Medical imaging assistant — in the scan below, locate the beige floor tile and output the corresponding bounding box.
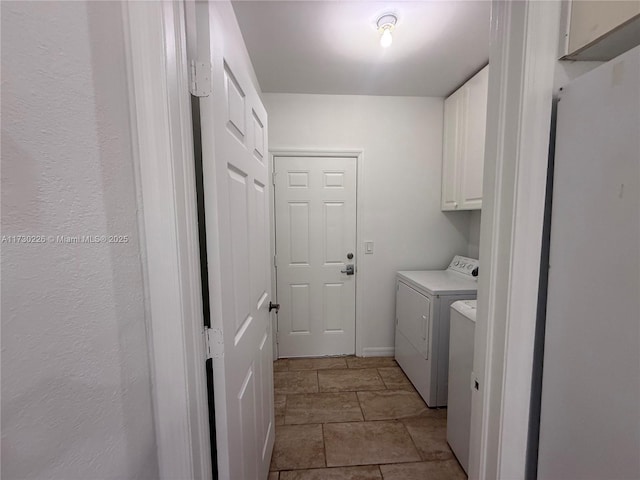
[379,460,466,480]
[318,368,385,392]
[270,424,325,471]
[275,394,287,416]
[404,406,447,420]
[274,371,318,395]
[400,416,453,461]
[346,357,397,369]
[288,357,348,371]
[269,472,280,480]
[285,392,364,425]
[419,407,448,420]
[279,465,382,480]
[274,359,289,371]
[377,367,413,390]
[323,421,421,467]
[357,390,427,421]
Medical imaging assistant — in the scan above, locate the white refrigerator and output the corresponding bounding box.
[537,46,640,478]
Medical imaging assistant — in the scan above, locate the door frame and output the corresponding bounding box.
[269,149,365,358]
[469,1,562,479]
[121,0,563,476]
[122,1,211,479]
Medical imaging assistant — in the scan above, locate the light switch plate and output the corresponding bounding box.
[365,241,374,254]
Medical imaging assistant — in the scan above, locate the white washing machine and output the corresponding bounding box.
[447,299,477,474]
[394,256,478,407]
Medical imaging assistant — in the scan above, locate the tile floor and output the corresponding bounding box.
[270,356,467,480]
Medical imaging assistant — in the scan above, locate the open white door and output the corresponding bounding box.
[188,2,274,479]
[274,156,357,357]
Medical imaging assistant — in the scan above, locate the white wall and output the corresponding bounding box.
[264,93,471,355]
[468,210,482,259]
[1,2,158,478]
[554,60,603,92]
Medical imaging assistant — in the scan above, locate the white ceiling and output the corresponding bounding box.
[232,1,491,97]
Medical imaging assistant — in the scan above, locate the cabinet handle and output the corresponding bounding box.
[454,202,458,208]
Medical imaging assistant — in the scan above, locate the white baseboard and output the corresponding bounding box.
[361,347,395,358]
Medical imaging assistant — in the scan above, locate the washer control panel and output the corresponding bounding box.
[447,255,479,277]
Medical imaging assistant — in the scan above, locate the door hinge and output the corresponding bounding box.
[190,60,212,97]
[275,331,279,344]
[205,326,224,359]
[272,172,277,186]
[273,254,277,267]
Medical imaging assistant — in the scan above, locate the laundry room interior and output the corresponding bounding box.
[3,0,637,479]
[211,1,639,478]
[217,2,491,477]
[234,3,487,355]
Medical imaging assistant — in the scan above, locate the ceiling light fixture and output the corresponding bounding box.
[377,13,397,48]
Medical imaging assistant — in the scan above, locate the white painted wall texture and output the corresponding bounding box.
[1,2,158,478]
[468,210,482,259]
[264,93,472,355]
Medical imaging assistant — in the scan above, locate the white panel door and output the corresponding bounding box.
[274,156,357,357]
[538,47,640,480]
[193,3,274,479]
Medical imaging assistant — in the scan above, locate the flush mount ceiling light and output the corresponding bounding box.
[377,13,397,48]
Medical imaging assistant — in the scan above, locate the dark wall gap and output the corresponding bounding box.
[191,95,217,479]
[525,98,558,480]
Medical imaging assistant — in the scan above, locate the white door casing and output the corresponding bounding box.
[469,1,562,479]
[189,2,274,478]
[124,1,212,478]
[274,156,357,357]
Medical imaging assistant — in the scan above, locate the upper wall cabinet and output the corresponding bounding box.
[561,1,640,61]
[442,65,488,211]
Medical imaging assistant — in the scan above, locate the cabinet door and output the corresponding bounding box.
[460,65,488,210]
[567,1,640,58]
[441,88,465,210]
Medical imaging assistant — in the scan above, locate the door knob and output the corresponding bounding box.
[341,264,355,275]
[269,301,280,312]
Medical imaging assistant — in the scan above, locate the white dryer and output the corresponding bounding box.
[395,256,478,407]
